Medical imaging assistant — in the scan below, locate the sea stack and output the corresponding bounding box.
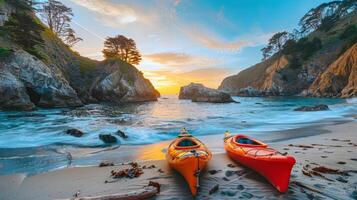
[179,83,235,103]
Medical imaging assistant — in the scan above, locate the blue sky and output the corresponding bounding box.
[63,0,328,93]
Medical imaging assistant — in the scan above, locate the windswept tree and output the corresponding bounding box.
[102,35,142,65]
[40,0,82,47]
[261,31,290,60]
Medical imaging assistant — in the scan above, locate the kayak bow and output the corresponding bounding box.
[224,132,295,193]
[166,130,212,196]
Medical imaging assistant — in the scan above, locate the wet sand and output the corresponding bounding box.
[1,120,357,199]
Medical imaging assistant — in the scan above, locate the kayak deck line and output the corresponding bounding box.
[166,129,212,196]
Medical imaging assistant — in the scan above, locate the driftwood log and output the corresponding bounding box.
[69,186,158,200]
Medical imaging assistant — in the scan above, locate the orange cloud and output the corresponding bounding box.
[143,52,222,69]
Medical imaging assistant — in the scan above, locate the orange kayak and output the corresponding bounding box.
[224,132,295,193]
[166,129,212,196]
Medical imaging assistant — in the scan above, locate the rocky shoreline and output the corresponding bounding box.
[0,2,159,111]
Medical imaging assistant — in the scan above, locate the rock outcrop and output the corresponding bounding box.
[307,43,357,98]
[92,60,159,103]
[179,83,234,103]
[294,104,329,111]
[0,50,82,110]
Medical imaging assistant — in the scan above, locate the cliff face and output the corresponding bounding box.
[219,55,309,96]
[219,13,357,97]
[0,2,159,110]
[307,43,357,98]
[0,50,82,110]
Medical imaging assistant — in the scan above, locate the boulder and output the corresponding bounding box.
[179,83,234,103]
[294,104,329,111]
[66,128,85,137]
[99,134,118,144]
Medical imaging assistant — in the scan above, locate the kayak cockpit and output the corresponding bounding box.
[175,138,200,149]
[233,135,268,147]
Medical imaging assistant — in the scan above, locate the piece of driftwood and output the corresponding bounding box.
[70,186,158,200]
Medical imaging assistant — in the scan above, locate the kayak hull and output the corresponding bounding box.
[224,134,295,193]
[166,135,211,196]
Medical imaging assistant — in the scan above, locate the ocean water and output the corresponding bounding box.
[0,96,356,174]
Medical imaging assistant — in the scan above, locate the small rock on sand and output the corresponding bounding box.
[225,170,236,177]
[351,158,357,161]
[237,184,245,190]
[209,184,219,195]
[337,161,346,165]
[227,163,236,168]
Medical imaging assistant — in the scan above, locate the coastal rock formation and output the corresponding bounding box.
[0,50,82,110]
[307,43,357,98]
[219,12,357,98]
[179,83,234,103]
[294,104,329,111]
[0,1,160,110]
[92,60,159,103]
[219,55,307,96]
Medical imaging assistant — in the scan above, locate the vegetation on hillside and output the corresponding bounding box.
[261,0,357,65]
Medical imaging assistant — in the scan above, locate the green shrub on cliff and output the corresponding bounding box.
[0,47,12,58]
[1,12,44,58]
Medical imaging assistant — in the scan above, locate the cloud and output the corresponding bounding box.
[71,0,138,24]
[183,27,273,53]
[144,52,221,68]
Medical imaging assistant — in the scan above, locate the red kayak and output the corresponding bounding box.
[224,132,295,193]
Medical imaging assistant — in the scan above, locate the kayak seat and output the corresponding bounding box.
[178,139,198,147]
[237,138,260,145]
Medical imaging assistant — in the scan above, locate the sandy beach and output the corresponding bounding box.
[1,120,357,200]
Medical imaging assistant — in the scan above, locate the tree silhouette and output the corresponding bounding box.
[102,35,142,65]
[40,0,82,47]
[261,31,290,60]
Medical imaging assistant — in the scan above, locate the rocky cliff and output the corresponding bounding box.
[219,12,357,98]
[307,43,357,98]
[0,2,159,110]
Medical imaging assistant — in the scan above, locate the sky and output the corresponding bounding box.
[62,0,328,94]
